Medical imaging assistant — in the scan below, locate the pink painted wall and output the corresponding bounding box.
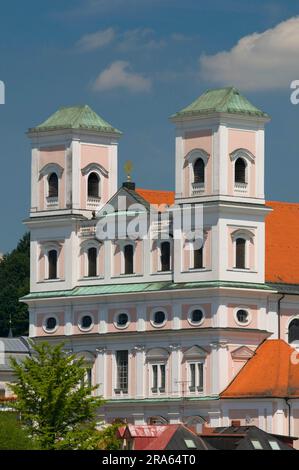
[107,307,137,333]
[183,130,212,197]
[146,305,172,331]
[181,303,212,329]
[35,312,64,336]
[227,304,258,328]
[72,309,98,335]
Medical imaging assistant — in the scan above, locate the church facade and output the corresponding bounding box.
[22,87,299,444]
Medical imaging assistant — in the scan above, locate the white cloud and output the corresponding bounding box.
[199,16,299,91]
[118,28,166,51]
[76,28,115,51]
[92,61,151,92]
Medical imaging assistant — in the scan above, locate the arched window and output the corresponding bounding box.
[124,244,134,275]
[88,172,100,198]
[288,319,299,343]
[160,241,170,271]
[48,173,58,198]
[88,247,97,277]
[194,246,203,269]
[193,158,205,184]
[235,158,246,184]
[48,250,58,279]
[235,238,246,269]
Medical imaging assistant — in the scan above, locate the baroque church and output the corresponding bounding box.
[22,87,299,446]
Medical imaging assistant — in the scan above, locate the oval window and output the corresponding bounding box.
[45,317,57,331]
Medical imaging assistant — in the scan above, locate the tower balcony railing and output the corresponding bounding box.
[234,182,248,193]
[192,182,205,195]
[46,196,59,208]
[87,196,101,210]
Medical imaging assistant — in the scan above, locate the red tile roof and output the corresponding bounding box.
[265,201,299,284]
[221,339,299,398]
[136,190,299,285]
[136,188,175,206]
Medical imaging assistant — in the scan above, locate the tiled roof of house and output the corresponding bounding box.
[171,87,269,119]
[28,105,121,134]
[136,188,175,206]
[265,201,299,284]
[221,339,299,398]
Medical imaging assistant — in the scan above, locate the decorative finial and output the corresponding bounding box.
[124,160,133,182]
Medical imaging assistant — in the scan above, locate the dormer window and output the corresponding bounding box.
[48,173,58,198]
[88,172,100,198]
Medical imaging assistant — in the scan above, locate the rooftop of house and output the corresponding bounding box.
[0,337,30,372]
[221,339,299,399]
[118,424,213,450]
[202,425,296,451]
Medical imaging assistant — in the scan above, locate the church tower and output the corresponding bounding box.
[170,87,271,284]
[26,105,121,292]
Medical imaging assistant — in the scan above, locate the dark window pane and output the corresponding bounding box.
[235,158,246,183]
[152,365,158,391]
[88,172,100,198]
[154,311,165,325]
[81,315,92,329]
[193,159,205,184]
[198,363,203,391]
[190,363,196,390]
[161,242,170,271]
[289,319,299,343]
[194,247,203,269]
[236,309,248,323]
[88,247,97,277]
[191,309,203,324]
[48,250,57,279]
[124,244,134,274]
[160,364,166,391]
[116,350,128,392]
[48,173,58,198]
[46,317,57,331]
[117,313,128,327]
[235,238,246,269]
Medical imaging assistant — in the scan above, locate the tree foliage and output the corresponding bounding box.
[9,341,105,449]
[0,232,30,336]
[0,412,40,450]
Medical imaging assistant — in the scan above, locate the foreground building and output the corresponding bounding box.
[21,87,299,446]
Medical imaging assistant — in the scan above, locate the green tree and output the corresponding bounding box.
[0,232,30,336]
[97,422,122,450]
[9,341,105,449]
[0,412,40,450]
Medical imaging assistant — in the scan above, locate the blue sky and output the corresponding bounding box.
[1,0,299,252]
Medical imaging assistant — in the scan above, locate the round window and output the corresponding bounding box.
[80,315,93,330]
[236,309,249,324]
[191,309,204,324]
[45,317,57,331]
[116,313,129,328]
[153,311,166,326]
